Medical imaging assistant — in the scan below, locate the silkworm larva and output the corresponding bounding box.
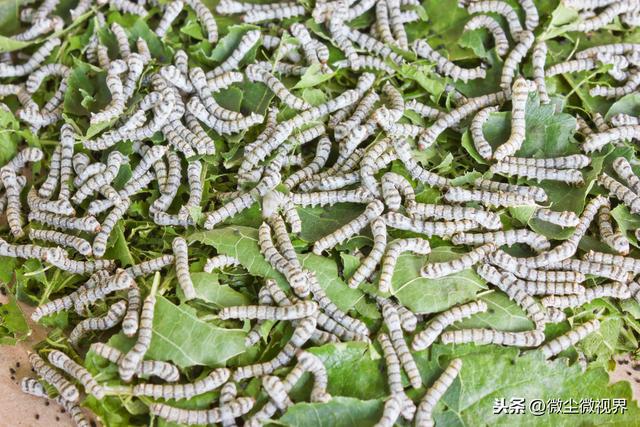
[0,237,47,260]
[44,247,116,275]
[500,154,591,169]
[0,167,24,237]
[90,343,179,382]
[374,395,404,427]
[125,254,175,278]
[69,300,127,346]
[470,106,499,160]
[412,301,488,351]
[452,229,550,252]
[204,255,241,273]
[440,328,545,347]
[540,283,631,308]
[262,375,293,411]
[381,300,421,388]
[443,186,538,207]
[378,238,431,293]
[583,251,640,273]
[203,192,258,229]
[20,377,90,426]
[538,320,601,359]
[155,0,184,37]
[133,368,231,399]
[48,350,104,399]
[313,200,384,254]
[149,397,255,425]
[295,349,331,403]
[384,212,479,237]
[185,0,217,42]
[598,172,640,213]
[490,162,584,184]
[0,38,61,77]
[413,39,486,83]
[93,199,131,258]
[494,77,535,160]
[500,31,534,91]
[464,15,509,56]
[421,243,497,278]
[122,285,140,337]
[543,258,631,283]
[415,359,462,427]
[232,316,317,381]
[473,178,547,202]
[532,209,580,227]
[171,237,197,301]
[119,293,156,382]
[348,218,387,288]
[207,30,260,76]
[218,300,318,320]
[612,156,640,195]
[597,204,630,255]
[583,125,640,153]
[574,1,637,32]
[488,250,586,283]
[532,41,549,103]
[28,352,79,402]
[29,228,92,257]
[219,382,238,427]
[380,172,416,212]
[409,203,502,230]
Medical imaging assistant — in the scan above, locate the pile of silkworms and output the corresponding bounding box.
[2,0,640,425]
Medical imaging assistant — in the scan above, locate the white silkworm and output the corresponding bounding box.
[410,203,502,231]
[91,60,127,124]
[546,58,597,77]
[466,1,523,37]
[208,30,260,77]
[0,38,61,77]
[392,139,450,188]
[28,352,79,402]
[93,199,130,258]
[233,316,317,381]
[421,243,497,278]
[540,282,631,308]
[538,320,601,359]
[295,350,331,403]
[440,328,545,346]
[444,186,538,207]
[374,395,403,427]
[380,172,416,212]
[204,255,241,273]
[583,125,640,153]
[125,254,175,278]
[384,212,479,236]
[574,1,638,32]
[122,285,140,337]
[246,64,311,110]
[470,106,499,160]
[0,167,24,237]
[377,333,415,419]
[172,237,197,301]
[451,229,550,252]
[464,15,509,56]
[516,279,585,296]
[0,237,47,260]
[72,151,127,204]
[20,378,90,427]
[133,368,231,399]
[597,204,630,254]
[413,39,486,82]
[348,217,387,288]
[44,247,116,275]
[583,251,640,273]
[598,172,640,213]
[218,300,318,320]
[155,0,184,37]
[262,375,293,411]
[219,382,238,427]
[612,156,640,194]
[531,209,579,227]
[381,300,421,389]
[379,238,431,293]
[473,178,547,202]
[500,31,534,91]
[90,343,179,382]
[185,0,217,42]
[494,77,535,160]
[412,301,488,351]
[69,300,127,345]
[490,162,584,184]
[499,154,591,169]
[48,350,104,399]
[544,258,631,283]
[150,397,254,425]
[610,113,640,127]
[313,200,384,254]
[119,292,156,382]
[488,250,585,283]
[415,359,462,427]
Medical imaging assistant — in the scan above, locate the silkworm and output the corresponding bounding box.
[466,1,523,37]
[232,316,317,381]
[90,60,127,124]
[125,254,175,278]
[262,375,293,411]
[464,15,509,56]
[590,70,640,99]
[0,167,24,237]
[488,250,585,283]
[384,212,479,237]
[44,247,116,275]
[378,238,431,293]
[295,350,331,403]
[470,106,499,160]
[377,333,415,419]
[0,38,61,77]
[500,31,534,91]
[490,162,584,184]
[133,368,231,399]
[374,395,403,427]
[346,29,403,63]
[381,299,421,388]
[545,58,597,77]
[576,43,640,59]
[190,68,244,121]
[72,151,127,204]
[90,343,179,382]
[421,243,497,278]
[38,145,60,199]
[451,229,550,252]
[583,125,640,153]
[327,1,359,69]
[207,30,260,77]
[538,319,601,359]
[531,40,548,100]
[597,204,630,254]
[155,0,184,37]
[48,350,104,399]
[414,359,462,426]
[598,172,640,213]
[443,186,538,207]
[203,192,257,229]
[119,292,156,382]
[540,282,631,308]
[440,328,545,346]
[612,156,640,194]
[122,285,140,337]
[93,199,131,258]
[412,301,488,351]
[409,203,502,230]
[150,397,254,425]
[69,300,127,345]
[218,300,318,320]
[0,237,47,260]
[494,77,535,160]
[380,172,416,211]
[532,209,580,227]
[473,178,548,202]
[574,1,638,32]
[219,382,238,427]
[334,91,379,140]
[392,139,451,188]
[246,64,311,110]
[582,250,640,273]
[171,237,197,301]
[20,378,90,427]
[313,200,384,254]
[28,352,79,402]
[501,154,591,169]
[204,255,241,273]
[544,258,631,283]
[413,39,486,82]
[184,0,217,42]
[348,217,387,288]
